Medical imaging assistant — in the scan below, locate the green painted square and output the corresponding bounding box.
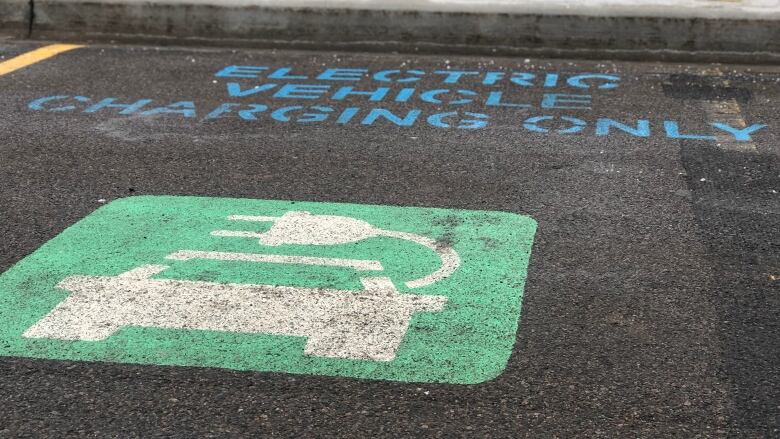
[0,196,536,384]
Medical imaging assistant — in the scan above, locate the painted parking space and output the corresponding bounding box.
[0,42,777,436]
[0,196,535,383]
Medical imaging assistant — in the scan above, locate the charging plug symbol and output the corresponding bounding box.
[230,211,382,246]
[213,211,460,289]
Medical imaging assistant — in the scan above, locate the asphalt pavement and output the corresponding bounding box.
[0,41,778,437]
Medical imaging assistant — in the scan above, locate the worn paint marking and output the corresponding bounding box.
[701,99,758,153]
[0,44,83,76]
[700,68,758,153]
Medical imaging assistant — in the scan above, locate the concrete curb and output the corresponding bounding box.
[1,0,30,38]
[4,0,780,57]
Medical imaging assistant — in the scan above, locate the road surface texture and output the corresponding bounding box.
[0,41,778,437]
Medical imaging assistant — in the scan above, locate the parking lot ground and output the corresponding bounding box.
[0,41,778,437]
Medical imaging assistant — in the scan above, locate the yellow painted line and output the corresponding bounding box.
[0,44,84,76]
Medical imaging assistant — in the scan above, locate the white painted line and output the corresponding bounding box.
[23,267,447,361]
[166,250,383,271]
[211,230,265,239]
[228,215,278,222]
